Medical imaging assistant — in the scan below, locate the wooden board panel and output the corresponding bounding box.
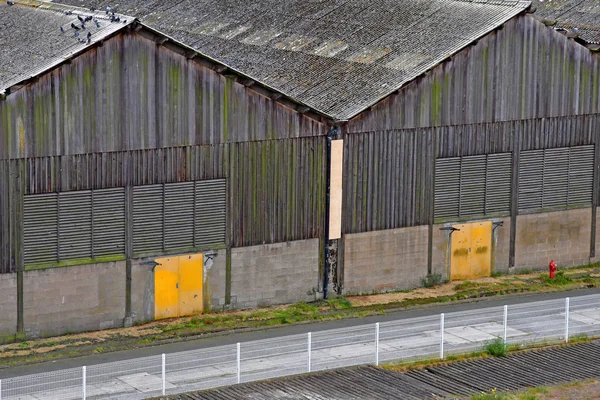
[329,139,343,240]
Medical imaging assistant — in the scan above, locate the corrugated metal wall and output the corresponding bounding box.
[346,15,600,132]
[0,137,326,273]
[0,32,326,161]
[342,114,600,235]
[0,28,328,273]
[343,129,433,234]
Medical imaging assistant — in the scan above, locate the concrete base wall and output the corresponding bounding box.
[205,249,227,311]
[230,239,320,309]
[343,226,428,295]
[514,208,591,271]
[131,259,155,323]
[0,273,17,342]
[24,262,127,338]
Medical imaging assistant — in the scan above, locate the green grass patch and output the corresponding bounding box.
[327,297,352,310]
[421,273,444,288]
[541,271,573,286]
[484,338,507,357]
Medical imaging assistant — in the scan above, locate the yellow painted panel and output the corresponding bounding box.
[178,253,204,316]
[154,257,179,320]
[450,224,471,281]
[470,221,492,278]
[329,139,344,240]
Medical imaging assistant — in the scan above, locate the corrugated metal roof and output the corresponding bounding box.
[533,0,600,44]
[55,0,530,120]
[0,0,133,93]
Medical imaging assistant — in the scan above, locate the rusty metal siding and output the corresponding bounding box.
[0,32,326,161]
[346,15,600,133]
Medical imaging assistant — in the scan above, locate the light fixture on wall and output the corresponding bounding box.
[204,251,217,268]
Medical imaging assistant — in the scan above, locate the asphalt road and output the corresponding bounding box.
[2,287,599,379]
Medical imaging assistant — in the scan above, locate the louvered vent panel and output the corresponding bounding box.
[434,158,460,219]
[485,153,512,214]
[459,155,486,217]
[133,185,164,254]
[58,191,92,260]
[195,179,227,247]
[518,150,544,211]
[23,194,58,265]
[93,188,126,257]
[568,145,594,206]
[164,182,195,251]
[542,148,569,209]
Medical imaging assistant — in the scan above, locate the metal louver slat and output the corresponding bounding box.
[459,155,486,217]
[59,191,92,260]
[518,149,544,211]
[24,193,58,265]
[195,179,227,247]
[485,153,512,214]
[434,158,460,219]
[58,190,92,261]
[164,182,195,251]
[93,188,126,257]
[133,184,164,254]
[542,148,569,209]
[568,145,594,206]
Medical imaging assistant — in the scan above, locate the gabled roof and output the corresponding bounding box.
[56,0,530,121]
[533,0,600,45]
[0,1,132,94]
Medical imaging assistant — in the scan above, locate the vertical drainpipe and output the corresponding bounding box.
[323,125,340,300]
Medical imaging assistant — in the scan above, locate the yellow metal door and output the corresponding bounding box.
[154,257,179,320]
[470,221,492,278]
[178,254,204,316]
[450,224,471,281]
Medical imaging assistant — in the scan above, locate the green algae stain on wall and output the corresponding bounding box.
[431,77,442,126]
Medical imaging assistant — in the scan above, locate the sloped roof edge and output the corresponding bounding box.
[345,0,533,121]
[136,23,336,124]
[1,1,335,125]
[0,0,134,95]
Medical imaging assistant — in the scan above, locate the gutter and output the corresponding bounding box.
[323,125,340,300]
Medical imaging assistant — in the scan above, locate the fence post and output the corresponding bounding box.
[375,323,380,366]
[82,366,86,400]
[440,313,445,360]
[307,332,312,373]
[162,353,166,395]
[503,305,508,347]
[237,342,241,384]
[565,297,570,343]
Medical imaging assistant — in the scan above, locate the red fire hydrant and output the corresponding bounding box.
[549,260,557,279]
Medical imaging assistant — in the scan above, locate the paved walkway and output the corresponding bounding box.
[2,291,599,399]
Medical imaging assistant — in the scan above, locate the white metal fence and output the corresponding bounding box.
[2,293,599,399]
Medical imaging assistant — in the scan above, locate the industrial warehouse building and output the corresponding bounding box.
[1,0,599,341]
